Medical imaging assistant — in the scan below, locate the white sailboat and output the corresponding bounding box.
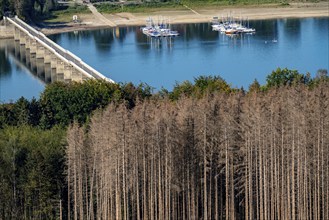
[141,17,179,37]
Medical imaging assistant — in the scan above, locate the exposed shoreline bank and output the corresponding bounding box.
[1,2,328,37]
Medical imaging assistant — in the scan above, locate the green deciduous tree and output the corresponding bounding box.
[265,68,311,89]
[40,80,120,127]
[170,75,233,100]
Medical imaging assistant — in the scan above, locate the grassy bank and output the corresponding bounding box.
[45,4,91,23]
[95,2,187,14]
[95,0,292,14]
[181,0,284,7]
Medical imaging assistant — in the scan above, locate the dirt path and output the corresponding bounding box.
[183,4,201,15]
[87,3,117,27]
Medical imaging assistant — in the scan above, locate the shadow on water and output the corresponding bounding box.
[0,41,12,79]
[91,29,114,53]
[135,29,151,51]
[312,17,329,36]
[174,23,218,42]
[48,33,62,44]
[250,19,278,42]
[283,19,301,38]
[114,26,129,43]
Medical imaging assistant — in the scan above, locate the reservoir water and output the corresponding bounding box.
[0,18,328,102]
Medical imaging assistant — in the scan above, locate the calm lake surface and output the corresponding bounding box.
[0,17,328,102]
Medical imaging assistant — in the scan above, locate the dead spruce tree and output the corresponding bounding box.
[66,82,328,219]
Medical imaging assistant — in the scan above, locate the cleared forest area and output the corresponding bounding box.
[67,83,329,220]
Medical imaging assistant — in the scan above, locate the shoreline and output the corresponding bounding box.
[1,2,328,37]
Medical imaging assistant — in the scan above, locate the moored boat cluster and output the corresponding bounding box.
[141,15,256,38]
[211,15,256,35]
[141,17,179,37]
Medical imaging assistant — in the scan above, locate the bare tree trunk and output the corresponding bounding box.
[68,154,71,220]
[203,114,208,220]
[79,154,84,220]
[225,128,229,220]
[230,155,235,220]
[249,132,253,220]
[259,127,264,220]
[215,176,219,220]
[136,149,141,220]
[74,142,78,220]
[116,156,121,220]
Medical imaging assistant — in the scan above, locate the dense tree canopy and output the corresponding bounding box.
[0,0,56,20]
[0,125,66,219]
[0,80,152,128]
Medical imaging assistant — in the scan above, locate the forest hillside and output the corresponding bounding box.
[67,83,329,220]
[0,68,328,219]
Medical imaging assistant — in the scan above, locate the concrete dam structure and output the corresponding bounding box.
[4,16,114,84]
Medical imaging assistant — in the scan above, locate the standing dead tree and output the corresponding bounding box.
[66,83,329,219]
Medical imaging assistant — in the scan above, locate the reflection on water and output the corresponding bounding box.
[92,29,114,53]
[252,20,278,40]
[0,42,12,79]
[1,18,328,102]
[50,21,279,51]
[1,40,49,83]
[146,37,175,50]
[283,19,301,41]
[0,39,45,102]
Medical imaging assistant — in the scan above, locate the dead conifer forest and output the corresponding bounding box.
[67,83,329,220]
